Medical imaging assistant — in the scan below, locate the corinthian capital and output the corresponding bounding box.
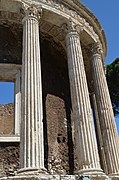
[91,42,103,56]
[21,3,42,20]
[62,19,83,34]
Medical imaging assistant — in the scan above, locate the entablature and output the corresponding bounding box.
[0,0,107,60]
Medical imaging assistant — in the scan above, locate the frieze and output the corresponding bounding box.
[27,0,99,41]
[0,0,103,56]
[0,11,21,23]
[0,0,100,44]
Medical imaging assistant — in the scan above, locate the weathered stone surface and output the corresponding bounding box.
[60,175,76,180]
[65,21,103,174]
[0,104,14,135]
[20,6,45,173]
[91,43,119,176]
[0,0,118,179]
[0,143,20,177]
[0,175,116,180]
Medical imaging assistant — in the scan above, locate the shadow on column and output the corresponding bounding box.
[90,95,104,171]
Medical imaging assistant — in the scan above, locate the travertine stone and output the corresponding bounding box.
[15,70,21,136]
[91,43,119,176]
[19,5,45,173]
[90,174,108,180]
[60,175,76,180]
[91,93,108,174]
[65,21,103,175]
[0,175,109,180]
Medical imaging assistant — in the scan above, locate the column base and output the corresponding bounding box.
[76,168,108,179]
[76,168,104,176]
[76,174,108,180]
[17,167,47,175]
[108,174,119,180]
[75,168,108,180]
[89,174,108,180]
[0,175,116,180]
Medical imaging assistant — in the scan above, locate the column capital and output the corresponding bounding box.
[90,42,103,57]
[62,19,83,35]
[21,3,42,22]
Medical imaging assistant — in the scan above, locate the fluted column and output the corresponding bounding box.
[19,5,45,174]
[91,42,119,176]
[91,93,108,174]
[65,21,103,175]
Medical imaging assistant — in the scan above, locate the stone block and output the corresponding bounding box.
[75,176,90,180]
[60,175,76,180]
[37,175,60,180]
[109,176,119,180]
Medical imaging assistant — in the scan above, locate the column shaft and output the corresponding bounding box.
[91,93,108,174]
[20,7,45,173]
[66,24,103,174]
[91,43,119,175]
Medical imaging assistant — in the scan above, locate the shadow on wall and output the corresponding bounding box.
[0,26,22,64]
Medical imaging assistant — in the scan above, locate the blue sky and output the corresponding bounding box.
[0,82,14,104]
[81,0,119,65]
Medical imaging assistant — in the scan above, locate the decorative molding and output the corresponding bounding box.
[62,19,83,35]
[90,42,103,56]
[0,0,105,57]
[38,0,99,39]
[21,3,42,20]
[0,0,101,49]
[21,0,99,41]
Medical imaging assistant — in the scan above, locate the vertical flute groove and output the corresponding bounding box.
[66,29,103,174]
[20,9,45,173]
[91,46,119,175]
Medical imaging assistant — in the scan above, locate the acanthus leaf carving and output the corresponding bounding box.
[90,42,103,56]
[31,0,99,41]
[62,19,83,35]
[21,2,42,20]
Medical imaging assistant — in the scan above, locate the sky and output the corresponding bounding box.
[81,0,119,65]
[0,82,14,104]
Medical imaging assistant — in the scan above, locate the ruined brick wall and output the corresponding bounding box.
[0,143,19,177]
[0,104,19,177]
[0,104,14,135]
